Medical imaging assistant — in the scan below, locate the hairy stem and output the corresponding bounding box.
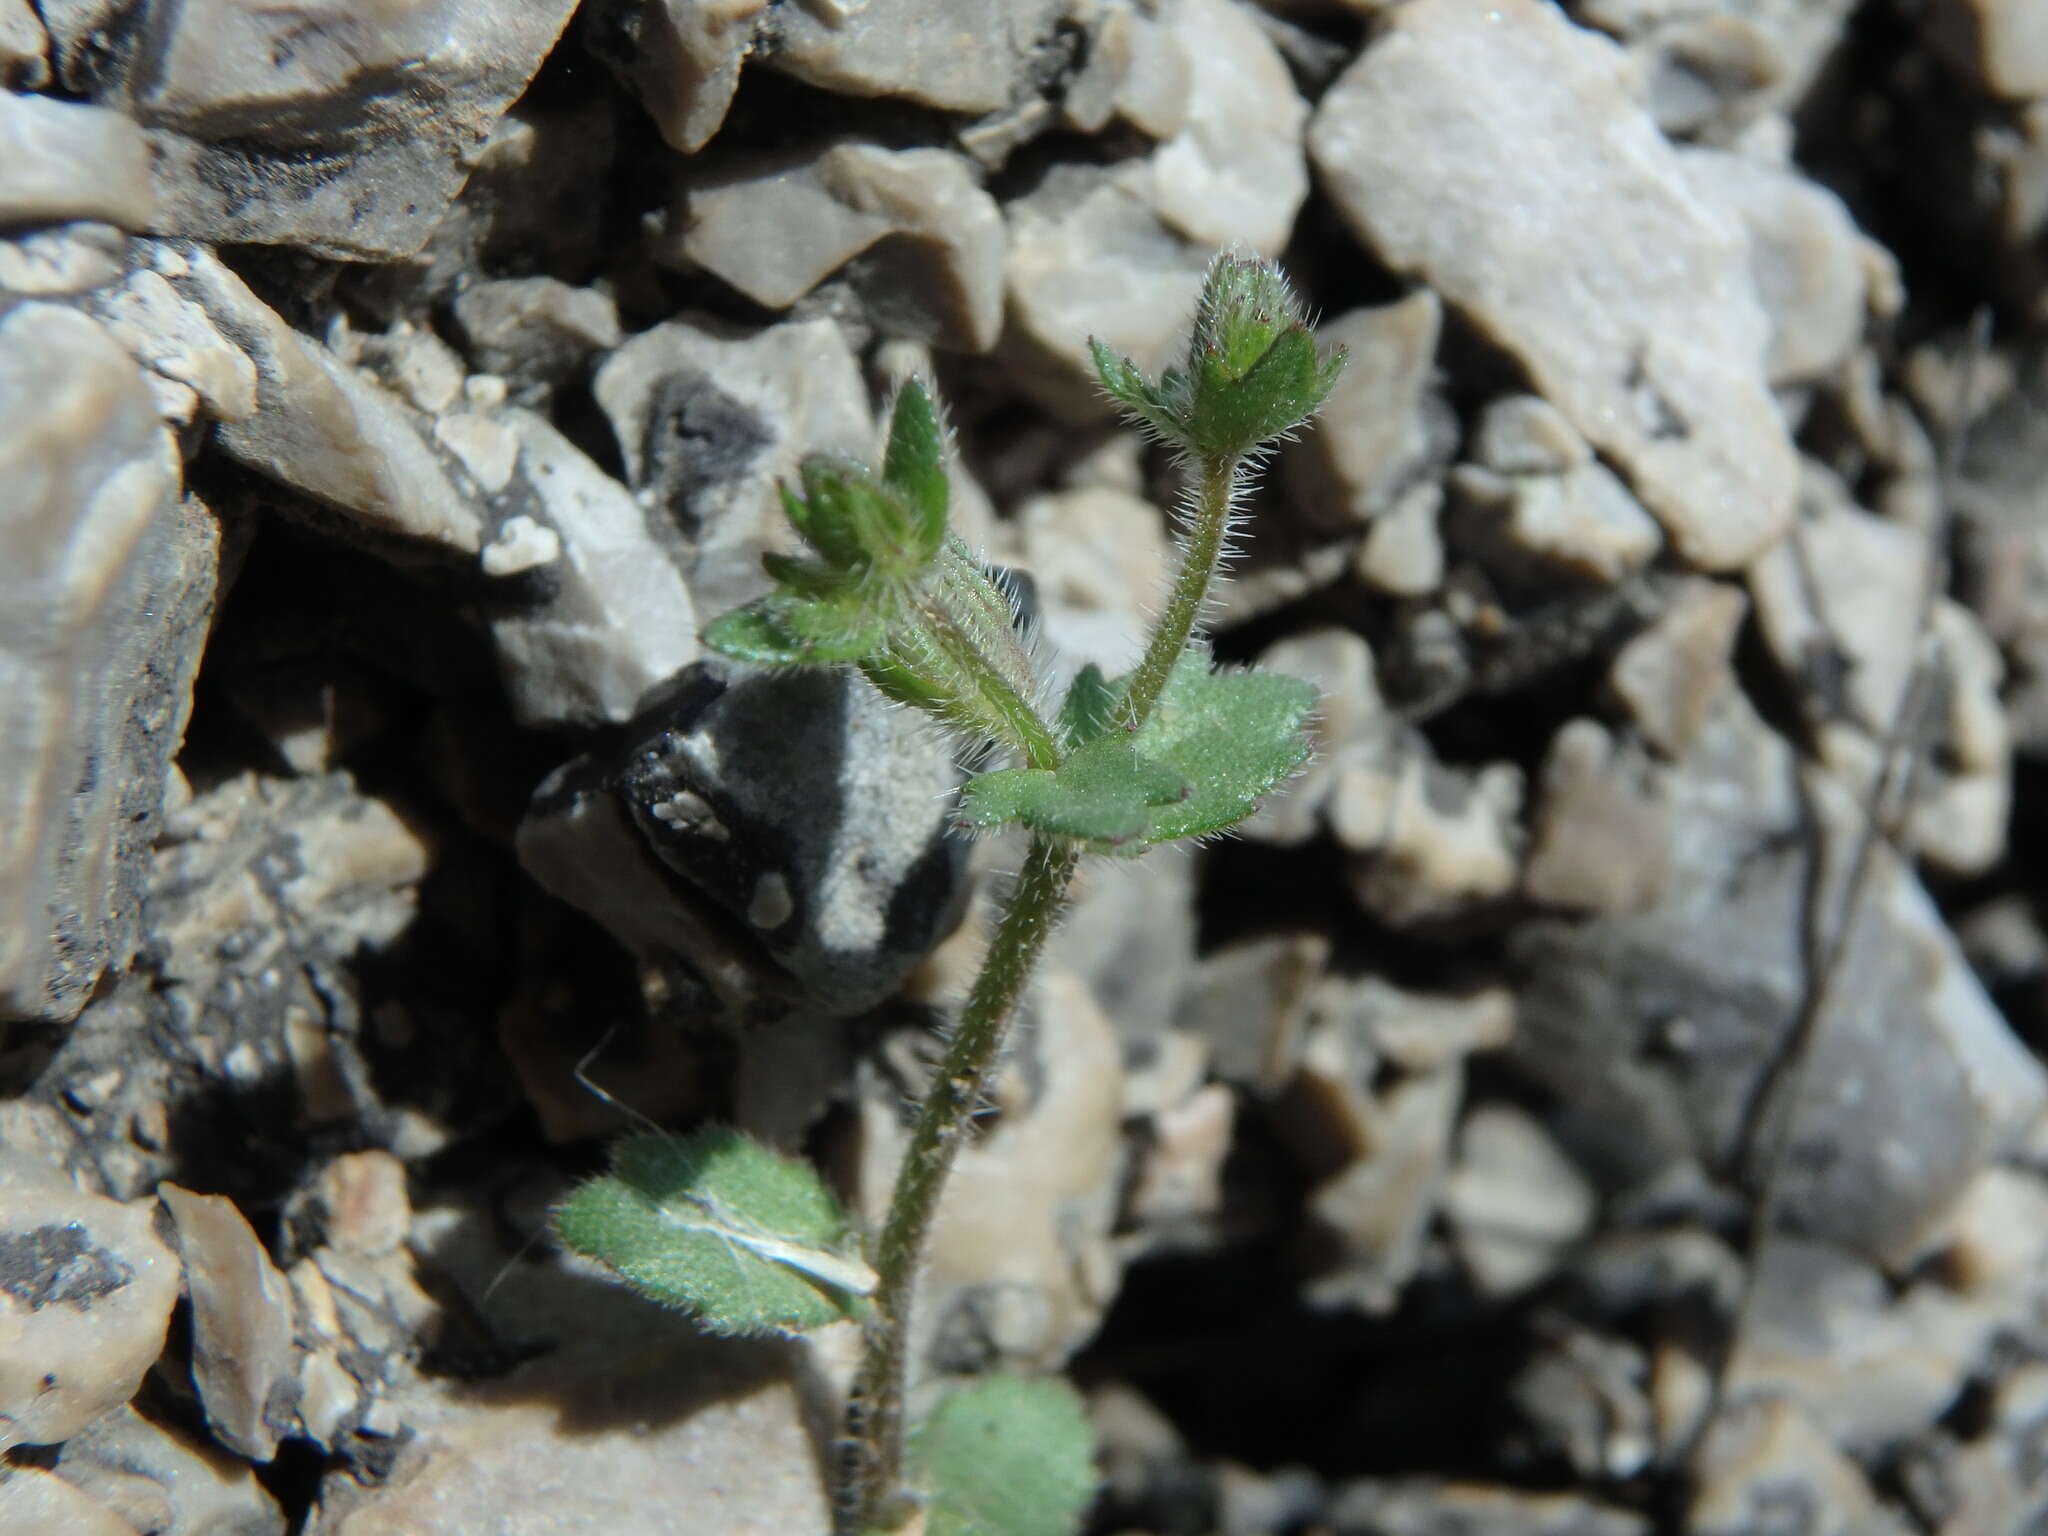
[1119,453,1240,729]
[840,833,1080,1533]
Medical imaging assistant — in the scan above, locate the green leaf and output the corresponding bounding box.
[907,1374,1096,1536]
[882,380,948,559]
[1130,648,1315,842]
[1088,338,1181,443]
[1058,665,1120,748]
[956,650,1311,853]
[955,736,1187,850]
[553,1128,873,1337]
[703,597,883,665]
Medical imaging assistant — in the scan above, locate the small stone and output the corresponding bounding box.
[479,513,561,577]
[0,1156,181,1450]
[43,0,580,259]
[1320,978,1516,1075]
[159,1184,296,1462]
[487,410,699,726]
[0,220,126,296]
[435,412,521,496]
[1512,1327,1655,1480]
[1604,577,1747,758]
[1242,628,1387,846]
[1309,0,1796,570]
[1522,719,1672,915]
[169,248,483,553]
[1925,0,2048,100]
[747,872,794,930]
[49,1403,282,1535]
[316,1151,411,1260]
[1328,1478,1649,1536]
[78,264,259,423]
[1450,459,1664,587]
[1284,292,1446,531]
[0,1,47,89]
[1001,162,1209,420]
[1301,1060,1462,1312]
[1180,932,1330,1094]
[1687,1396,1894,1536]
[1332,746,1524,927]
[0,1465,138,1535]
[1473,395,1590,476]
[449,277,623,398]
[1126,1082,1234,1229]
[1010,485,1170,680]
[1060,0,1190,139]
[0,89,154,231]
[767,0,1066,114]
[1356,481,1448,598]
[1682,145,1898,386]
[1146,0,1308,257]
[592,314,872,617]
[1446,1104,1596,1297]
[586,0,766,154]
[665,142,1005,352]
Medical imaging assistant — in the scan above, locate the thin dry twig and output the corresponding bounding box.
[1685,309,1993,1477]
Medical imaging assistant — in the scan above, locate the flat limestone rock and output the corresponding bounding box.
[41,0,580,259]
[0,303,201,1025]
[0,89,153,230]
[765,0,1066,115]
[666,142,1005,352]
[1309,0,1796,571]
[0,1155,181,1450]
[160,1185,297,1463]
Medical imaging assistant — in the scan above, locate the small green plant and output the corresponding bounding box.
[555,254,1344,1534]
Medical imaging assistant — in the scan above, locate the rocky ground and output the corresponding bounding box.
[5,0,2048,1532]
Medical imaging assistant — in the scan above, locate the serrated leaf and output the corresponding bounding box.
[554,1129,872,1337]
[955,736,1187,848]
[1129,648,1315,843]
[1059,664,1120,748]
[1088,338,1180,443]
[907,1374,1096,1536]
[882,380,948,558]
[703,597,883,665]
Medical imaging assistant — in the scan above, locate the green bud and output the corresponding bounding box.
[1090,253,1345,462]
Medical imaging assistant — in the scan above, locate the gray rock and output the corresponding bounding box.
[0,89,153,231]
[1008,484,1170,684]
[1750,463,2012,876]
[1688,1396,1904,1536]
[524,662,968,1019]
[1473,394,1591,477]
[0,0,47,89]
[1603,576,1747,758]
[1446,1104,1596,1298]
[448,277,622,400]
[766,0,1066,115]
[1329,1478,1649,1536]
[1681,145,1900,387]
[1309,0,1796,570]
[1331,737,1525,928]
[41,0,580,259]
[1509,683,2046,1267]
[1449,459,1664,588]
[1146,0,1308,257]
[1578,0,1860,135]
[1521,719,1672,916]
[0,1154,181,1450]
[482,410,699,727]
[1059,0,1190,139]
[46,1403,285,1535]
[0,221,127,298]
[584,0,765,154]
[592,313,873,618]
[1925,0,2048,100]
[662,141,1005,352]
[1283,292,1448,533]
[1511,1326,1654,1479]
[1049,843,1200,1042]
[1000,161,1209,421]
[0,303,204,1025]
[0,1465,137,1535]
[79,258,261,427]
[1356,482,1448,598]
[616,665,966,1014]
[167,247,483,554]
[1241,628,1392,848]
[1180,932,1330,1094]
[159,1185,297,1463]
